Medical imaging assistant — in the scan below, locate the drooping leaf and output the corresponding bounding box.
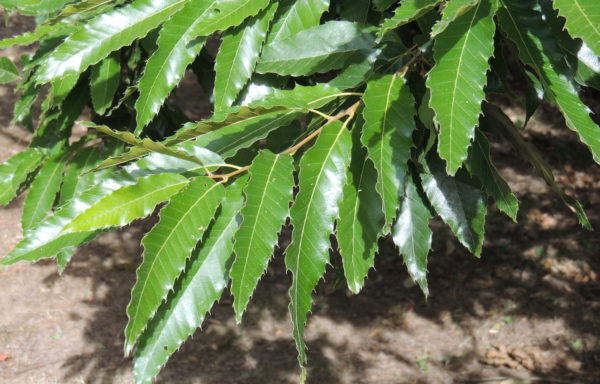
[256,21,376,77]
[35,0,189,83]
[63,173,189,233]
[361,74,416,230]
[21,152,68,233]
[378,0,441,40]
[552,0,600,57]
[392,172,432,296]
[430,0,479,37]
[90,52,120,114]
[230,150,294,321]
[286,120,352,366]
[427,0,498,175]
[0,57,19,83]
[0,24,63,49]
[0,148,48,206]
[466,128,519,221]
[44,0,123,25]
[214,3,278,112]
[482,102,592,229]
[421,155,487,256]
[498,0,600,165]
[59,146,105,205]
[337,119,384,294]
[134,176,246,384]
[268,0,330,42]
[125,177,224,355]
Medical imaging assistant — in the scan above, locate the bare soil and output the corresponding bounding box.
[1,13,600,384]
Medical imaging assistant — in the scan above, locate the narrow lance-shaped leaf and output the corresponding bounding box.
[0,57,19,83]
[35,0,189,83]
[378,0,441,40]
[256,21,376,77]
[427,0,498,175]
[134,176,247,384]
[286,120,352,366]
[214,3,278,112]
[338,119,384,294]
[466,128,519,221]
[497,0,600,165]
[421,155,487,256]
[552,0,600,57]
[187,0,271,37]
[22,152,69,233]
[62,173,189,233]
[230,151,294,322]
[392,173,433,296]
[59,146,105,205]
[481,102,591,229]
[0,148,47,206]
[361,74,416,231]
[90,52,120,114]
[430,0,480,37]
[125,177,224,355]
[268,0,330,42]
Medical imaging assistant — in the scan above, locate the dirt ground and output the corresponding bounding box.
[1,13,600,384]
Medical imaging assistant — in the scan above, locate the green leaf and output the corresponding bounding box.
[59,146,105,205]
[256,21,376,77]
[125,177,224,355]
[187,0,271,38]
[361,74,416,231]
[90,52,120,114]
[214,3,278,112]
[134,176,246,384]
[498,0,600,165]
[22,152,68,233]
[35,0,189,83]
[286,120,352,366]
[421,155,487,256]
[430,0,479,37]
[553,0,600,57]
[268,0,330,42]
[44,0,122,25]
[427,0,498,175]
[230,151,294,322]
[392,173,432,296]
[373,0,396,11]
[0,57,19,83]
[337,120,384,294]
[378,0,441,40]
[0,24,63,49]
[62,173,189,233]
[0,148,47,206]
[481,102,592,229]
[466,129,519,221]
[0,171,140,266]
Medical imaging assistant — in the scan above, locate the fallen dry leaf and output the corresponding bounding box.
[0,353,10,361]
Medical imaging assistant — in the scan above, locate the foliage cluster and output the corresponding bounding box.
[0,0,598,382]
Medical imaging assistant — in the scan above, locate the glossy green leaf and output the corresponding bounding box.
[427,0,498,175]
[214,3,278,112]
[133,176,246,384]
[466,129,519,221]
[230,151,294,321]
[125,177,224,355]
[63,173,189,233]
[0,24,63,49]
[90,52,120,114]
[268,0,330,42]
[361,74,416,230]
[338,121,384,294]
[430,0,479,37]
[392,173,432,296]
[482,102,591,229]
[286,120,352,366]
[22,152,68,233]
[44,0,122,24]
[35,0,189,83]
[256,21,376,76]
[553,0,600,57]
[0,57,19,83]
[378,0,441,40]
[498,0,600,165]
[59,146,105,205]
[421,156,487,256]
[188,0,270,38]
[0,148,47,206]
